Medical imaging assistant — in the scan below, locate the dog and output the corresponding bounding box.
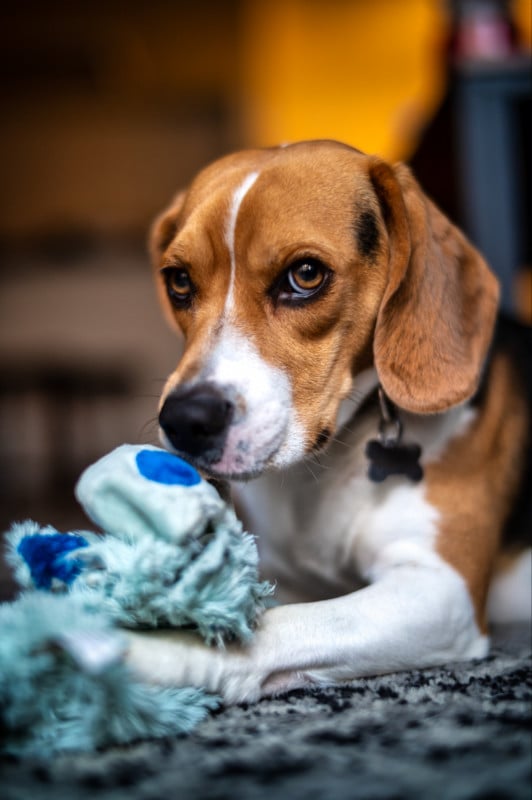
[126,140,531,703]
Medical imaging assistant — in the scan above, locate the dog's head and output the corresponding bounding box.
[150,140,498,479]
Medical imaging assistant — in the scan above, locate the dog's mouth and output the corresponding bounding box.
[160,422,289,481]
[158,383,302,481]
[206,422,291,480]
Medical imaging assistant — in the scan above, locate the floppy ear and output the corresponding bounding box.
[149,190,186,265]
[369,159,499,414]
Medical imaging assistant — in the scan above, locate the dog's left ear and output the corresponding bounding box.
[369,159,499,414]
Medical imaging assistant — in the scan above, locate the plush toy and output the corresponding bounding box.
[0,445,272,757]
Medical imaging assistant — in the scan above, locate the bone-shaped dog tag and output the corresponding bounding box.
[365,439,423,483]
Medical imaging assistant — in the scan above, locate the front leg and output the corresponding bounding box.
[126,558,488,704]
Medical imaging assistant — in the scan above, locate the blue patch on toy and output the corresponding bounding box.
[17,533,89,590]
[135,449,201,487]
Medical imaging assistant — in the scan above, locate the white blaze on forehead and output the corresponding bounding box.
[224,171,260,315]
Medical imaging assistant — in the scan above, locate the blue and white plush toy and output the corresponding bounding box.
[0,445,272,756]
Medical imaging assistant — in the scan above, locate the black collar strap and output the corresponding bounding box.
[365,387,424,483]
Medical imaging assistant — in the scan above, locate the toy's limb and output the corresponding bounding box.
[0,593,219,756]
[5,521,96,590]
[125,561,488,705]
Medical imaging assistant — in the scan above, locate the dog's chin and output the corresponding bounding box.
[171,454,269,483]
[205,464,266,482]
[159,418,308,481]
[207,426,310,480]
[197,451,275,483]
[160,439,304,482]
[157,436,266,482]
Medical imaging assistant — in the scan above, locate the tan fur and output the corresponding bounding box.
[427,352,529,631]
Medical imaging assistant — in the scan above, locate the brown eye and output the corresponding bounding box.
[288,260,326,293]
[163,267,194,307]
[268,257,332,306]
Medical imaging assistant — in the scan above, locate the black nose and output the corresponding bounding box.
[159,383,234,463]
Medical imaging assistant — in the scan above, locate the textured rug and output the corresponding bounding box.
[2,624,531,800]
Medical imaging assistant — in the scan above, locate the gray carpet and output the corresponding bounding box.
[2,624,531,800]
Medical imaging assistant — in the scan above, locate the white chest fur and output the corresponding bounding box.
[235,403,476,603]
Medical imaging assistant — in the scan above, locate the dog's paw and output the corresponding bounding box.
[124,629,263,704]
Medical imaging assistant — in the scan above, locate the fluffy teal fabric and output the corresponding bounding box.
[0,445,272,756]
[0,593,218,756]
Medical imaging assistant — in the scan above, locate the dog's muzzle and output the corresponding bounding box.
[159,383,234,466]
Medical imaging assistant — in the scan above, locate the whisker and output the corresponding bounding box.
[137,416,160,442]
[328,433,351,449]
[303,459,319,482]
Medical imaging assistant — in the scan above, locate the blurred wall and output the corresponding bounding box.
[0,1,245,548]
[240,0,449,160]
[1,0,241,239]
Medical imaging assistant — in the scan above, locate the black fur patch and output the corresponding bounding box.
[488,314,532,550]
[313,428,331,451]
[355,209,380,261]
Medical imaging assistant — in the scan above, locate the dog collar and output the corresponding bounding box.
[365,387,424,483]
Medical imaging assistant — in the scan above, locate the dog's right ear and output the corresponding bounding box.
[149,190,186,265]
[368,158,498,414]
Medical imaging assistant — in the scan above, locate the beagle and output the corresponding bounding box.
[127,140,531,703]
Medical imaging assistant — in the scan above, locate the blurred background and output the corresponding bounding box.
[0,0,530,597]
